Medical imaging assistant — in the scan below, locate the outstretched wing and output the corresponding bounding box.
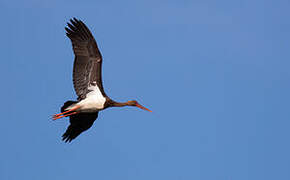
[65,18,106,100]
[61,101,99,143]
[62,112,99,143]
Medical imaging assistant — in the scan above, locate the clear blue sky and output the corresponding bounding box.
[1,0,290,179]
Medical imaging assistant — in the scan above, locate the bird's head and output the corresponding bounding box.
[127,100,152,112]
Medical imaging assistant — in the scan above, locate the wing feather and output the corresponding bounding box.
[61,101,99,143]
[62,113,99,142]
[65,18,106,100]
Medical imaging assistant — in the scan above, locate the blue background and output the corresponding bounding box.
[1,0,290,179]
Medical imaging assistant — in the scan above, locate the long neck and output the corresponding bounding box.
[110,101,130,107]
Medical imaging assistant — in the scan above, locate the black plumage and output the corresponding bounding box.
[65,18,106,100]
[61,101,98,143]
[53,18,151,143]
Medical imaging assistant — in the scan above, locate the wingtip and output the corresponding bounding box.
[62,134,73,143]
[71,17,81,24]
[67,17,82,24]
[70,18,75,24]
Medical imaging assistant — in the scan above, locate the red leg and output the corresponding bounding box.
[53,105,80,118]
[53,111,78,120]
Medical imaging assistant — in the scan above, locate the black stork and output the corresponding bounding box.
[53,18,151,142]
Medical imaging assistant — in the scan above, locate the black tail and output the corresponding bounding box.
[61,100,77,113]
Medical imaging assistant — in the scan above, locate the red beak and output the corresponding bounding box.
[136,103,152,112]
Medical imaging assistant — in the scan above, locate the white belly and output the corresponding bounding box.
[76,84,106,112]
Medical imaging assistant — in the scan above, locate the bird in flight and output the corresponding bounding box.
[53,18,151,143]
